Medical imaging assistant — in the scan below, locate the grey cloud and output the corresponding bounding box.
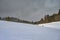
[0,0,60,21]
[44,0,59,8]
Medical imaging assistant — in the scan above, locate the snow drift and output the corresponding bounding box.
[0,20,60,40]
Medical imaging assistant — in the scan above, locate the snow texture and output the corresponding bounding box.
[38,21,60,30]
[0,20,60,40]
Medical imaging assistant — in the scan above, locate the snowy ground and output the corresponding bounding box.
[0,20,60,40]
[38,21,60,30]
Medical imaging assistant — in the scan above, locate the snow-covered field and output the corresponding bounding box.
[0,20,60,40]
[38,21,60,30]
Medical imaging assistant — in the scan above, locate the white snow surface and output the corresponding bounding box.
[38,21,60,30]
[0,20,60,40]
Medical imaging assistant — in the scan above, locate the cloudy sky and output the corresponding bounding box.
[0,0,60,21]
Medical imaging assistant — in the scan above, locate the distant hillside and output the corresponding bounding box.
[0,17,34,24]
[0,9,60,24]
[35,9,60,24]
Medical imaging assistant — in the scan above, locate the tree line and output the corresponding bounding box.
[34,9,60,24]
[0,9,60,24]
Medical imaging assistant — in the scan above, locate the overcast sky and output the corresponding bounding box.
[0,0,60,21]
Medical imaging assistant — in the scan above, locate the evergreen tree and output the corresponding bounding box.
[0,17,1,20]
[6,16,10,21]
[58,9,60,14]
